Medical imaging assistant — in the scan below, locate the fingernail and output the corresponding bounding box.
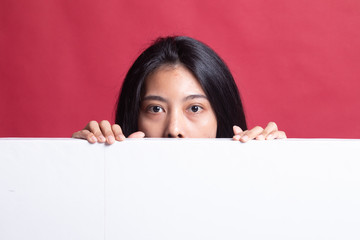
[233,135,240,141]
[241,135,249,142]
[257,134,265,140]
[266,134,273,140]
[91,136,97,143]
[119,135,125,141]
[99,136,106,142]
[108,135,115,144]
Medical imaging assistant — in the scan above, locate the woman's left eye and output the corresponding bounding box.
[189,105,203,113]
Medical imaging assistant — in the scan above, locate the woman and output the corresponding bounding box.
[72,36,286,144]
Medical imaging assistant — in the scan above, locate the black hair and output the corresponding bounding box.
[115,36,247,137]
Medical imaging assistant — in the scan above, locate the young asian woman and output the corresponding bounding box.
[72,36,286,144]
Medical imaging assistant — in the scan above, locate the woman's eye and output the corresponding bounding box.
[148,106,164,113]
[189,105,203,113]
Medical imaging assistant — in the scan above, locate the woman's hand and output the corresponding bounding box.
[232,122,286,143]
[73,120,286,144]
[72,120,145,144]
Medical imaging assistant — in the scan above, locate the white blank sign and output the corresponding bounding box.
[1,138,360,240]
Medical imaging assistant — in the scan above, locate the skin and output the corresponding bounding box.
[72,65,286,144]
[138,65,217,138]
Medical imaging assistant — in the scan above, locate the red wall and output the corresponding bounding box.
[1,0,359,138]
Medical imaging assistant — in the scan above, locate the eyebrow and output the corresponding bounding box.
[183,94,208,101]
[142,94,208,103]
[142,95,167,102]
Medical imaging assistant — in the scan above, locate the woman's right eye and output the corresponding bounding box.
[148,106,164,113]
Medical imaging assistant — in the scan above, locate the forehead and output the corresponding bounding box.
[143,64,205,94]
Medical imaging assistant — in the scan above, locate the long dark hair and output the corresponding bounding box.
[115,36,247,137]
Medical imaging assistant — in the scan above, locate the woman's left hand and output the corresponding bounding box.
[232,122,286,142]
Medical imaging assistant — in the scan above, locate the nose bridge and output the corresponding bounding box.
[165,108,184,138]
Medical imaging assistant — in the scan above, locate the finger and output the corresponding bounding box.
[266,130,287,140]
[232,125,244,141]
[128,131,145,138]
[72,129,98,143]
[112,124,126,141]
[279,131,287,139]
[87,121,106,143]
[233,125,243,135]
[99,120,115,144]
[233,130,248,141]
[258,122,278,140]
[240,126,264,142]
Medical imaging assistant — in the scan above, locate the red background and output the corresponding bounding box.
[1,0,359,138]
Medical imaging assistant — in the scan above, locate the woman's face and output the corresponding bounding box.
[138,65,217,138]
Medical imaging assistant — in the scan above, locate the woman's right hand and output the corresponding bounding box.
[72,120,145,144]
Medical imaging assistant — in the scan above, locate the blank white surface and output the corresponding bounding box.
[1,138,360,240]
[0,139,105,240]
[105,139,360,240]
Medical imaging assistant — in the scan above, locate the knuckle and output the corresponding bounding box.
[99,120,110,126]
[88,128,101,136]
[280,131,287,138]
[102,133,110,138]
[268,121,278,129]
[79,130,88,135]
[103,130,114,137]
[82,131,93,138]
[241,130,248,136]
[269,130,277,135]
[254,126,263,132]
[87,120,99,129]
[112,124,123,132]
[73,130,90,139]
[94,132,102,137]
[89,120,98,126]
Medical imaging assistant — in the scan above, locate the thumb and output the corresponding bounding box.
[128,131,145,138]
